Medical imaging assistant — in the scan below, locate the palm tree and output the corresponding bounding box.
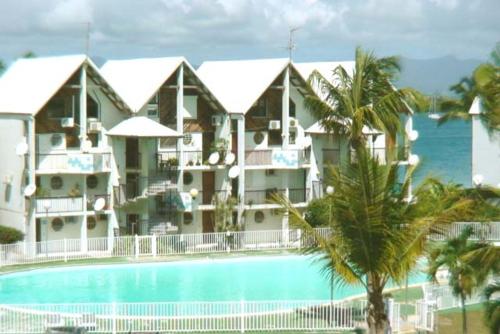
[427,226,494,334]
[439,43,500,131]
[304,47,425,154]
[483,280,500,334]
[276,151,480,334]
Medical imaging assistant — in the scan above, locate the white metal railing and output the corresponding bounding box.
[429,221,500,241]
[0,222,499,268]
[0,300,370,333]
[36,152,111,172]
[34,196,84,214]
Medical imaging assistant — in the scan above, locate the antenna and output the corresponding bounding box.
[286,27,300,60]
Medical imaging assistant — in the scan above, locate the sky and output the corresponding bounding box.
[0,0,499,65]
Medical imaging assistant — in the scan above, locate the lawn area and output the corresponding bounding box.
[437,303,489,334]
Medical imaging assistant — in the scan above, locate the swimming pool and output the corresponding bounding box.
[0,255,427,304]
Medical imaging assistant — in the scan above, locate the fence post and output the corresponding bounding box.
[63,239,67,262]
[297,229,302,249]
[134,234,139,260]
[111,302,117,334]
[240,299,245,333]
[152,234,157,257]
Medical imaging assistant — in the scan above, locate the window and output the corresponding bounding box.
[183,172,193,185]
[183,212,193,225]
[52,218,64,231]
[47,97,68,119]
[86,175,98,189]
[87,216,97,230]
[87,95,99,119]
[268,130,282,146]
[289,98,296,118]
[251,97,267,118]
[50,176,63,190]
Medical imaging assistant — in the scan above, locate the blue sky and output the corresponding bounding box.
[1,0,498,64]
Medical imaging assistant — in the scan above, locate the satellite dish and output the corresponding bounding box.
[473,174,484,187]
[93,197,106,211]
[208,152,220,165]
[16,142,29,156]
[408,154,420,166]
[408,130,419,142]
[24,184,37,197]
[224,152,236,165]
[228,165,240,179]
[82,139,93,151]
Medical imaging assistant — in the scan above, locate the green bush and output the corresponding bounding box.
[0,225,24,244]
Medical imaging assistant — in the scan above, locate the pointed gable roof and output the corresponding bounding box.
[294,61,355,83]
[101,57,186,113]
[0,55,128,115]
[197,58,290,114]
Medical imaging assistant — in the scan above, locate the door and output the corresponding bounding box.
[231,132,238,155]
[127,214,139,235]
[126,137,140,169]
[202,211,215,233]
[202,171,215,205]
[35,219,41,242]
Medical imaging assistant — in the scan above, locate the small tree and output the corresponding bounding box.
[213,194,239,232]
[0,225,24,244]
[483,280,500,334]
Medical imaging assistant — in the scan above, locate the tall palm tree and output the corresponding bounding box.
[439,44,500,131]
[304,47,424,154]
[427,226,494,334]
[276,150,480,334]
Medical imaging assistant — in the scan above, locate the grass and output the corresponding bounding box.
[437,304,489,334]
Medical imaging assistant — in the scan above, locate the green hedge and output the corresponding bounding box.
[0,225,24,244]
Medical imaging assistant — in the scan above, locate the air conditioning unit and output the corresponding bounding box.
[269,120,281,130]
[211,115,222,126]
[147,104,159,119]
[61,117,74,128]
[289,118,299,127]
[88,121,102,133]
[265,169,275,176]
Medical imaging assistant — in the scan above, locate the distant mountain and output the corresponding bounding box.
[396,56,482,95]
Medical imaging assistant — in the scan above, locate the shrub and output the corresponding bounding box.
[304,198,330,227]
[0,225,24,244]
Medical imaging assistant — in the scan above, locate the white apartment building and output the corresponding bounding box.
[0,55,415,249]
[469,97,500,187]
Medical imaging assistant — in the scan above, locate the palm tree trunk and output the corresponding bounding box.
[461,293,468,334]
[366,277,389,334]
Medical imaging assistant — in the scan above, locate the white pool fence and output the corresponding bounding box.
[0,222,499,268]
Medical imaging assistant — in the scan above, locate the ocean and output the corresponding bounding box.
[412,113,471,187]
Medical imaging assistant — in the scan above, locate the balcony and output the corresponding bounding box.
[157,151,231,169]
[34,196,84,215]
[115,176,178,204]
[245,188,308,206]
[36,152,111,174]
[245,149,311,168]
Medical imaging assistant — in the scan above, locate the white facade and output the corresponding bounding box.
[470,98,500,187]
[0,55,412,248]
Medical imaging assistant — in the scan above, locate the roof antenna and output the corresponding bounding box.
[286,27,300,61]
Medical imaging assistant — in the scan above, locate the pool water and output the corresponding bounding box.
[0,255,427,304]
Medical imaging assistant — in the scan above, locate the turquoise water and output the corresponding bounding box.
[0,255,427,304]
[413,114,471,186]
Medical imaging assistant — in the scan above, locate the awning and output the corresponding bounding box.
[107,116,181,138]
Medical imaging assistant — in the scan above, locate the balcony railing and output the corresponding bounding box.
[141,215,179,235]
[115,176,178,203]
[245,149,310,167]
[36,152,111,173]
[245,188,309,205]
[34,196,84,214]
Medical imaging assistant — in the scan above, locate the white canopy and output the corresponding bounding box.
[107,116,181,138]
